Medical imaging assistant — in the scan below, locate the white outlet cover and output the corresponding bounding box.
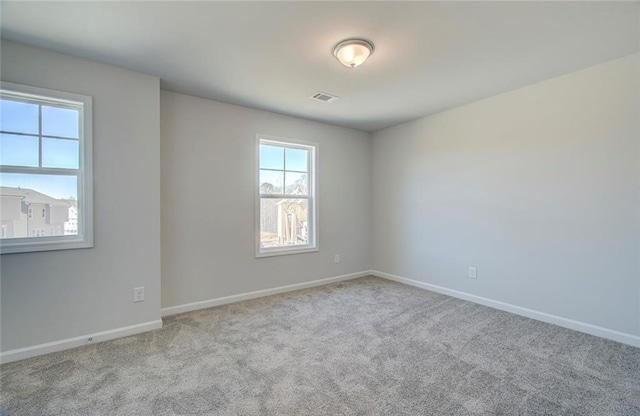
[468,267,477,279]
[133,287,145,302]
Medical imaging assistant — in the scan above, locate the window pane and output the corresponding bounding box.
[259,145,284,170]
[260,198,309,249]
[259,169,283,194]
[42,106,79,139]
[0,172,77,200]
[0,173,78,239]
[42,138,79,169]
[0,133,39,167]
[285,148,308,172]
[0,99,39,134]
[285,172,308,195]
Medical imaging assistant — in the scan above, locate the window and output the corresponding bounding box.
[256,136,317,257]
[0,82,93,254]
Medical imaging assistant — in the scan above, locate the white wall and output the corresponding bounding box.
[372,54,640,337]
[0,41,162,352]
[161,91,371,309]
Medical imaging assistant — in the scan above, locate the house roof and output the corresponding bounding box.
[0,187,71,207]
[60,198,78,208]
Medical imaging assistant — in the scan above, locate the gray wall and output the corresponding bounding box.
[372,54,640,336]
[160,91,371,309]
[0,41,162,351]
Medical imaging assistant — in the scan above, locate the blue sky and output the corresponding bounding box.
[0,99,79,138]
[260,145,308,171]
[0,98,80,199]
[260,145,309,193]
[0,173,77,199]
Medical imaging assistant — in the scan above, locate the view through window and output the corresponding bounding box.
[0,82,92,253]
[257,137,316,256]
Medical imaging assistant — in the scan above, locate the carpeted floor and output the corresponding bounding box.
[1,276,639,415]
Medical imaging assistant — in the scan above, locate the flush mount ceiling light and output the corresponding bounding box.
[332,38,375,68]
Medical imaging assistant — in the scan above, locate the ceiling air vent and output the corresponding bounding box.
[310,91,339,103]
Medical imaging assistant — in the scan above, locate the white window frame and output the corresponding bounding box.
[0,81,93,254]
[256,135,318,258]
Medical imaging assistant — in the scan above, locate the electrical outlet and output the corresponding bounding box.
[334,254,340,264]
[133,287,145,302]
[468,267,477,279]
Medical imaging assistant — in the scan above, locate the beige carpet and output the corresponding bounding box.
[1,276,639,415]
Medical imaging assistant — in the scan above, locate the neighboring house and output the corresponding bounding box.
[260,198,309,248]
[260,178,309,248]
[276,199,308,246]
[0,187,71,239]
[61,199,78,235]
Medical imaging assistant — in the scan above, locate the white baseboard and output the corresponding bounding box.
[161,270,371,317]
[0,319,163,365]
[371,270,640,348]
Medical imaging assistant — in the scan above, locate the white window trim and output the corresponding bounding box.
[255,134,318,258]
[0,81,93,254]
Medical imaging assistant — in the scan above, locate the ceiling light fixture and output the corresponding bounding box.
[332,38,375,68]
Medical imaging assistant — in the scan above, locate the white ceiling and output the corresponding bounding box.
[1,1,638,132]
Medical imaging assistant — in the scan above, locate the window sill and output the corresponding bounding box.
[1,235,93,254]
[256,246,318,258]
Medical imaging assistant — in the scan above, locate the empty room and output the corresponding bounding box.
[0,1,639,415]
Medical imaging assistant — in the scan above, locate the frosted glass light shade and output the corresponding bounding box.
[332,39,374,68]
